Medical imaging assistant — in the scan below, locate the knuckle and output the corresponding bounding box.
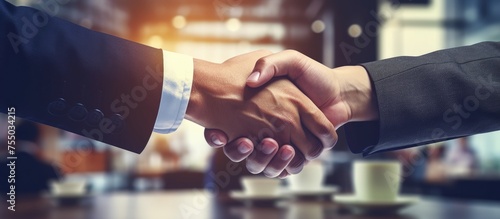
[316,118,335,135]
[288,155,305,172]
[306,145,323,160]
[256,56,280,77]
[288,164,304,174]
[319,128,338,150]
[277,112,297,130]
[283,49,300,57]
[256,57,270,68]
[325,133,338,150]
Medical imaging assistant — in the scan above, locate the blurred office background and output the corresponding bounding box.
[2,0,500,212]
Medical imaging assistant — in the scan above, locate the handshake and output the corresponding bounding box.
[185,50,379,178]
[2,2,495,180]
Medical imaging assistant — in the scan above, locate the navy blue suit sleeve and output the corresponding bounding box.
[0,1,164,153]
[344,42,500,156]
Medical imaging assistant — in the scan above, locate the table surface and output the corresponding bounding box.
[1,190,500,219]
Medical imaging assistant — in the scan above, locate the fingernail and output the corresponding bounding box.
[261,142,275,155]
[246,163,261,174]
[280,149,293,160]
[263,170,276,178]
[211,134,224,146]
[238,142,252,154]
[247,71,260,83]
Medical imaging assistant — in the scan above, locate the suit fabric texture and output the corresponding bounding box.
[1,1,163,153]
[346,42,500,155]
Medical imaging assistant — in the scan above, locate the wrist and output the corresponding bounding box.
[185,59,214,126]
[335,65,379,122]
[185,58,244,127]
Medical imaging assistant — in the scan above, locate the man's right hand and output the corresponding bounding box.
[187,50,338,178]
[204,50,379,177]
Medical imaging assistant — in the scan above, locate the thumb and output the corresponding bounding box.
[204,129,228,148]
[246,50,307,88]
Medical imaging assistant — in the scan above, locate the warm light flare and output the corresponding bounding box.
[172,15,187,29]
[225,18,241,32]
[146,35,164,48]
[311,20,325,33]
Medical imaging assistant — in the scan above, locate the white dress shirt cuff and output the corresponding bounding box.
[153,50,193,134]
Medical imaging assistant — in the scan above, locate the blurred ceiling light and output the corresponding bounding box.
[172,15,187,29]
[180,22,284,41]
[147,35,164,49]
[225,18,242,32]
[311,20,326,33]
[348,24,363,38]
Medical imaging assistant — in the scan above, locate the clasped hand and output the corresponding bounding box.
[186,50,377,178]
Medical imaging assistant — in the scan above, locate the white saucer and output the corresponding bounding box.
[229,191,284,201]
[282,186,339,196]
[333,194,420,214]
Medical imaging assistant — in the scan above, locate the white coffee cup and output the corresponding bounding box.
[353,160,402,202]
[241,176,280,196]
[50,180,87,196]
[287,161,325,191]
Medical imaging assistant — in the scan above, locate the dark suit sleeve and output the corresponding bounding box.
[344,41,500,156]
[0,1,164,153]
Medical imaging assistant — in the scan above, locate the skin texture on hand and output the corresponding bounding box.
[249,50,350,127]
[204,50,378,178]
[185,50,338,178]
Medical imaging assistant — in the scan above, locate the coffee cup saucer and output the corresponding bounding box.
[333,194,420,214]
[281,185,339,196]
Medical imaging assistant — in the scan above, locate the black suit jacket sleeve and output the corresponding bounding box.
[0,1,164,153]
[344,41,500,156]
